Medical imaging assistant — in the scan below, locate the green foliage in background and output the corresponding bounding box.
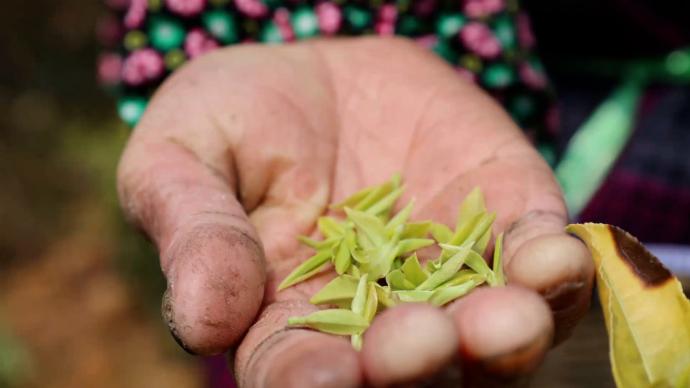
[0,322,32,388]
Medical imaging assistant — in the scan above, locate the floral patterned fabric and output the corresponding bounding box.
[99,0,557,160]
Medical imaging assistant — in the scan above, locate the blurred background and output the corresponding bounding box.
[0,1,205,387]
[1,0,689,387]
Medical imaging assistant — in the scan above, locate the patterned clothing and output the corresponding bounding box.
[98,0,557,160]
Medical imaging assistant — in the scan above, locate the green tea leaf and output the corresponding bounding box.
[429,280,480,306]
[396,238,435,256]
[394,290,433,302]
[400,254,428,286]
[431,223,454,244]
[492,232,505,287]
[441,270,485,288]
[331,174,401,210]
[402,221,432,239]
[285,180,497,351]
[354,177,400,211]
[456,187,486,230]
[417,245,471,291]
[386,269,416,290]
[363,283,378,322]
[426,259,442,273]
[474,226,492,256]
[464,250,493,282]
[390,172,402,188]
[288,309,370,335]
[374,283,397,308]
[447,213,483,248]
[351,334,363,351]
[351,248,371,264]
[334,236,352,275]
[348,265,361,278]
[366,186,404,216]
[278,250,332,290]
[310,275,359,305]
[331,187,376,210]
[386,199,415,233]
[298,235,338,250]
[465,212,496,249]
[351,275,369,315]
[345,207,386,248]
[366,240,400,280]
[392,257,403,270]
[318,216,345,239]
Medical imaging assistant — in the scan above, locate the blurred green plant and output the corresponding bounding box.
[59,119,167,314]
[0,321,32,388]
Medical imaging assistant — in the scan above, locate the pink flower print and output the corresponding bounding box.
[375,5,396,35]
[124,0,147,29]
[316,2,342,35]
[375,22,395,35]
[519,62,547,89]
[185,29,219,59]
[98,53,123,85]
[121,49,164,86]
[546,106,560,136]
[234,0,268,18]
[274,9,295,42]
[96,15,123,47]
[166,0,206,17]
[517,12,536,49]
[379,4,397,22]
[463,0,505,18]
[414,0,437,17]
[460,22,502,59]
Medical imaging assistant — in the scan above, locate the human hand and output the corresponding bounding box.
[117,37,593,387]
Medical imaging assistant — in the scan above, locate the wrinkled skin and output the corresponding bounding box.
[117,37,594,387]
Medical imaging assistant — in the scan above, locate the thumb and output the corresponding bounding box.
[503,210,594,344]
[118,121,266,355]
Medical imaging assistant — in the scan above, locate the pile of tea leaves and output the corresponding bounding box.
[279,174,506,350]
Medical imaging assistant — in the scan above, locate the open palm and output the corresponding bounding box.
[118,37,593,387]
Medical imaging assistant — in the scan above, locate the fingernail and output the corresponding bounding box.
[162,288,199,355]
[543,280,592,345]
[401,361,462,388]
[460,332,551,388]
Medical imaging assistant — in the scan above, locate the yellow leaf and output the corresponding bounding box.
[567,223,690,387]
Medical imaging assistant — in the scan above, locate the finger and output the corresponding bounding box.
[118,128,265,355]
[447,286,553,387]
[361,303,458,387]
[235,301,362,388]
[503,211,594,343]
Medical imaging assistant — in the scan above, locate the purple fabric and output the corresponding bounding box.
[580,169,690,244]
[578,84,690,245]
[204,355,236,388]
